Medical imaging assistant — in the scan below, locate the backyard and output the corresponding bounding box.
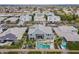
[67,41,79,50]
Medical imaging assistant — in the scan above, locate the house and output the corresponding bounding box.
[19,14,32,22]
[53,25,79,41]
[28,24,54,40]
[0,27,27,43]
[5,17,19,24]
[0,14,14,17]
[0,17,5,22]
[47,15,61,23]
[18,14,32,26]
[45,12,61,23]
[0,26,3,33]
[53,25,79,49]
[63,8,73,15]
[34,13,46,22]
[0,17,7,24]
[0,33,17,43]
[46,12,54,16]
[75,9,79,16]
[0,24,8,33]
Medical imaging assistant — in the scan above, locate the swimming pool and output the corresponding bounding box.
[61,42,67,49]
[36,42,50,49]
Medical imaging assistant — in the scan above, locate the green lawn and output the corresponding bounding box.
[67,42,79,50]
[28,51,42,54]
[28,51,61,54]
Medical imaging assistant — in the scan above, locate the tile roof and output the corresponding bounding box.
[0,27,27,40]
[28,24,53,34]
[53,26,79,41]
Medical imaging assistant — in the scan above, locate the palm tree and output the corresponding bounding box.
[44,15,47,21]
[54,37,63,46]
[78,29,79,34]
[27,39,36,48]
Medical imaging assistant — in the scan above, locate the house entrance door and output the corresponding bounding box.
[36,34,44,39]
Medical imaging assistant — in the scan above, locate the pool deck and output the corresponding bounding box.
[36,39,54,43]
[36,40,55,49]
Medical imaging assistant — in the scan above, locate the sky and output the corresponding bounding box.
[0,0,79,4]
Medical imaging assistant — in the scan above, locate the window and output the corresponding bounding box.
[30,34,32,36]
[46,34,50,36]
[30,38,34,39]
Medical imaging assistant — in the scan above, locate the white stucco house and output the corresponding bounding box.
[28,24,54,40]
[46,12,54,16]
[44,12,61,23]
[0,27,3,33]
[47,15,61,22]
[18,14,32,26]
[34,13,46,22]
[5,17,19,23]
[0,24,8,33]
[0,17,7,23]
[0,14,14,17]
[19,14,32,22]
[75,9,79,16]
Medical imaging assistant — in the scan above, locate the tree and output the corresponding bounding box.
[16,19,19,23]
[72,14,78,20]
[58,14,67,21]
[54,37,63,46]
[78,29,79,34]
[67,41,79,50]
[58,13,78,22]
[44,15,47,21]
[32,13,35,21]
[1,21,4,24]
[66,14,73,22]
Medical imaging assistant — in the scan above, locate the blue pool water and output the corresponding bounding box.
[37,42,50,49]
[61,42,67,49]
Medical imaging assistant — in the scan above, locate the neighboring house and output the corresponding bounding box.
[18,14,32,26]
[63,8,73,15]
[75,9,79,16]
[0,17,7,24]
[0,24,8,33]
[5,17,19,24]
[46,12,54,16]
[0,13,20,17]
[0,27,27,43]
[28,24,54,40]
[45,12,61,23]
[34,13,46,22]
[53,25,79,49]
[0,14,14,17]
[47,15,61,23]
[0,27,3,34]
[0,33,17,43]
[19,14,32,22]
